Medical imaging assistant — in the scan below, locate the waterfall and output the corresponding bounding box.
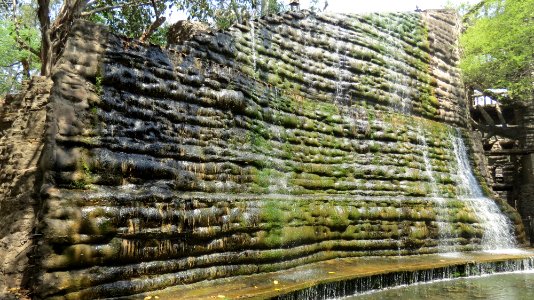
[417,127,457,253]
[250,17,257,73]
[378,14,412,114]
[451,129,516,251]
[334,41,346,105]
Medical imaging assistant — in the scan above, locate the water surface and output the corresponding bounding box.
[348,271,534,300]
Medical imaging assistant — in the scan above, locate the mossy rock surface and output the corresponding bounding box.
[34,10,521,300]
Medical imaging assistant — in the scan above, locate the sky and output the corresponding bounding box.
[167,0,480,23]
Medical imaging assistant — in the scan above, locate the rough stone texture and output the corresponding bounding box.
[483,136,521,206]
[167,20,212,45]
[467,130,525,242]
[475,101,534,225]
[517,101,534,219]
[31,10,522,299]
[0,76,52,297]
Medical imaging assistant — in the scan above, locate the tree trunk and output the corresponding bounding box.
[37,0,52,76]
[21,58,30,79]
[38,0,89,76]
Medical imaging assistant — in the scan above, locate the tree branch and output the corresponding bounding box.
[80,0,153,16]
[11,34,41,57]
[37,0,52,76]
[1,62,22,68]
[0,0,9,12]
[139,16,165,42]
[10,0,40,58]
[462,0,487,24]
[151,0,160,17]
[230,0,242,23]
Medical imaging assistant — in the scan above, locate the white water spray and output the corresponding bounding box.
[417,127,457,253]
[451,129,516,251]
[250,16,257,73]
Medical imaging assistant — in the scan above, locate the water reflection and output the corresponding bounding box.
[347,271,534,300]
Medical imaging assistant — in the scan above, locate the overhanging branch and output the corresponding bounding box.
[81,0,153,16]
[139,16,166,42]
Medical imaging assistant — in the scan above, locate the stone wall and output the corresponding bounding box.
[0,77,52,297]
[473,101,534,226]
[30,10,523,299]
[517,102,534,219]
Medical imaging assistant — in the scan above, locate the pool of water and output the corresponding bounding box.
[347,271,534,300]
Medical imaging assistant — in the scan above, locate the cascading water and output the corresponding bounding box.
[451,129,516,251]
[334,40,346,105]
[417,127,457,253]
[250,16,257,73]
[377,14,412,115]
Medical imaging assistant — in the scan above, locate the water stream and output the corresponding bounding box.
[250,17,257,73]
[450,129,516,251]
[348,270,534,300]
[334,41,347,105]
[417,127,457,253]
[281,256,534,300]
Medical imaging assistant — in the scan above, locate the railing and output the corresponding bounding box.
[473,95,499,107]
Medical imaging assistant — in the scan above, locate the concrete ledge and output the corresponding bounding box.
[138,250,534,300]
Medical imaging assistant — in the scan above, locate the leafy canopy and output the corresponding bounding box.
[459,0,534,102]
[0,0,40,95]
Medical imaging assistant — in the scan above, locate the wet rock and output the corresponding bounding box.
[17,10,523,299]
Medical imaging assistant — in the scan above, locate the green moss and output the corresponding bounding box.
[261,201,284,224]
[253,168,281,188]
[71,180,88,189]
[409,226,429,239]
[264,227,283,247]
[95,75,103,96]
[259,201,286,247]
[405,183,428,197]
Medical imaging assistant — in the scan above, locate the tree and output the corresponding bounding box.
[459,0,534,103]
[36,0,292,76]
[0,0,294,83]
[0,0,40,95]
[210,0,285,29]
[0,0,290,96]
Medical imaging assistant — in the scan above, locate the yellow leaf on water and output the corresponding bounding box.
[328,271,336,274]
[217,295,226,299]
[143,297,152,300]
[275,288,281,291]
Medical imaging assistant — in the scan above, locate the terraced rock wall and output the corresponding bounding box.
[0,77,51,296]
[34,10,522,299]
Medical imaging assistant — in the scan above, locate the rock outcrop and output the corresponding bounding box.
[0,77,52,297]
[0,10,523,299]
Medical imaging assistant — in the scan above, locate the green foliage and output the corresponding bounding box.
[1,0,290,96]
[0,1,40,96]
[459,0,534,102]
[210,0,286,30]
[87,0,287,40]
[87,0,170,44]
